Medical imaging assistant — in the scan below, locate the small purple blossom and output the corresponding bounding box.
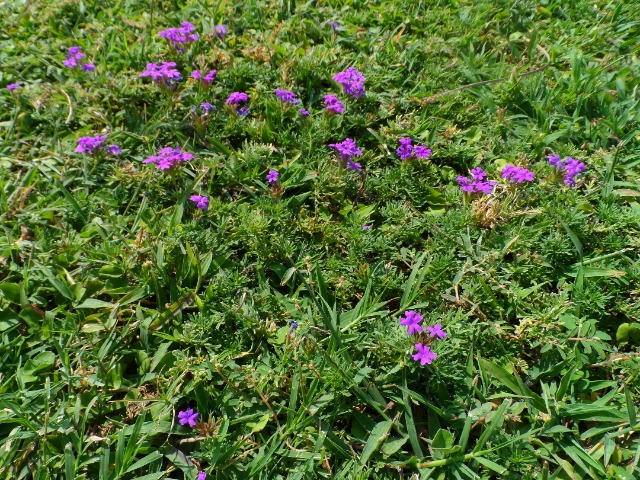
[501,165,535,184]
[426,323,446,339]
[215,24,228,39]
[362,225,371,230]
[6,83,20,91]
[63,46,85,68]
[226,92,249,114]
[143,147,194,170]
[546,153,563,167]
[456,167,497,195]
[328,21,339,32]
[159,22,199,51]
[329,138,363,171]
[547,154,586,188]
[324,94,344,114]
[82,63,96,72]
[237,106,250,115]
[396,138,432,161]
[140,62,182,87]
[299,108,310,116]
[106,144,122,156]
[75,135,106,155]
[400,310,423,335]
[192,69,217,86]
[200,102,214,111]
[178,408,199,427]
[332,67,366,97]
[275,88,299,104]
[197,472,207,480]
[266,170,279,183]
[413,344,437,365]
[190,195,209,210]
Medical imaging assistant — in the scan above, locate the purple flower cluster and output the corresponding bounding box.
[399,310,446,366]
[329,138,363,172]
[6,83,20,91]
[143,146,194,170]
[396,138,432,161]
[140,62,182,87]
[547,154,586,188]
[501,164,535,184]
[200,102,214,112]
[275,88,299,105]
[332,67,365,97]
[75,135,121,156]
[158,22,199,51]
[226,92,249,115]
[324,94,344,114]
[191,70,217,86]
[215,25,228,39]
[197,472,207,480]
[190,195,209,210]
[63,46,95,71]
[299,108,310,116]
[456,167,497,194]
[266,170,279,183]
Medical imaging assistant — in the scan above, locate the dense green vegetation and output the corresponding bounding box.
[1,0,639,478]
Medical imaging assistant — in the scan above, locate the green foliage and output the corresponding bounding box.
[1,0,639,478]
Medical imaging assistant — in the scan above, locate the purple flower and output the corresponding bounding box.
[396,138,432,161]
[190,195,209,210]
[400,310,423,335]
[140,62,182,87]
[332,67,366,97]
[6,83,20,91]
[324,94,344,114]
[501,165,535,184]
[413,344,437,365]
[328,21,339,32]
[275,88,299,105]
[266,170,279,183]
[159,22,199,51]
[106,144,122,156]
[546,153,563,167]
[197,472,207,480]
[200,102,214,111]
[362,225,371,230]
[298,108,310,116]
[178,408,199,427]
[456,167,497,194]
[82,63,96,71]
[192,69,217,86]
[562,157,586,187]
[144,147,194,170]
[75,135,106,155]
[237,106,250,115]
[426,323,446,339]
[215,24,228,39]
[63,46,85,68]
[329,138,363,171]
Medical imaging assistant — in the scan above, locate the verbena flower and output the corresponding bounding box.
[106,144,122,156]
[191,70,217,86]
[413,344,437,365]
[324,94,344,114]
[226,92,249,115]
[275,88,299,105]
[332,67,365,97]
[178,408,199,427]
[82,63,96,71]
[328,21,339,32]
[64,46,85,68]
[197,472,207,480]
[456,167,497,194]
[266,170,279,183]
[501,164,535,184]
[200,102,214,112]
[362,225,371,230]
[215,24,228,39]
[547,154,586,188]
[400,310,423,335]
[396,138,432,161]
[143,146,194,170]
[426,323,446,339]
[237,106,250,115]
[546,153,563,167]
[140,62,182,88]
[75,135,106,155]
[298,108,310,116]
[6,83,20,91]
[158,22,199,51]
[329,138,363,172]
[190,195,209,210]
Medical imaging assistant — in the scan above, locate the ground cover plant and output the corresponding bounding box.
[1,0,640,478]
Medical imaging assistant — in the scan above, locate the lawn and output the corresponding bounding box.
[1,0,640,478]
